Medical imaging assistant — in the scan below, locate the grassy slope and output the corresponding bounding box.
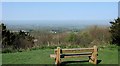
[2,47,118,64]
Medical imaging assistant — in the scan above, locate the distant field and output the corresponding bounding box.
[2,46,118,65]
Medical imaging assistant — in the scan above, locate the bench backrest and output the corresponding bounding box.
[54,48,94,54]
[54,46,97,55]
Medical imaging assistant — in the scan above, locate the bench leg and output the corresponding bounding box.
[89,55,97,64]
[55,47,61,65]
[89,46,97,64]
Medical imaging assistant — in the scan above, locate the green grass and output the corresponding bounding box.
[2,46,118,64]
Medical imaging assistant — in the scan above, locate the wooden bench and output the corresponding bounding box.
[50,45,98,65]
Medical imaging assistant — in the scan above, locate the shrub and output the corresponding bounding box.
[1,23,35,53]
[109,17,120,46]
[2,47,14,53]
[65,32,77,42]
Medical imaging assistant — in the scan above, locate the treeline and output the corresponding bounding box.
[31,17,120,47]
[31,25,111,47]
[1,23,35,53]
[1,17,120,53]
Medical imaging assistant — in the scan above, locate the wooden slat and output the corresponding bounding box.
[61,52,92,58]
[50,54,92,58]
[50,52,92,58]
[54,48,94,54]
[61,52,92,56]
[50,54,56,58]
[63,55,91,58]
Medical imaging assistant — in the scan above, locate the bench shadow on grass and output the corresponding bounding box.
[60,60,102,66]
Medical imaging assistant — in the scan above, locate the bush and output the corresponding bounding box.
[80,25,111,46]
[2,47,14,53]
[1,23,35,53]
[65,32,77,43]
[79,31,93,47]
[109,17,120,46]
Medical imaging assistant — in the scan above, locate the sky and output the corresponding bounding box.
[1,2,119,25]
[1,0,119,2]
[0,3,2,21]
[118,1,120,17]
